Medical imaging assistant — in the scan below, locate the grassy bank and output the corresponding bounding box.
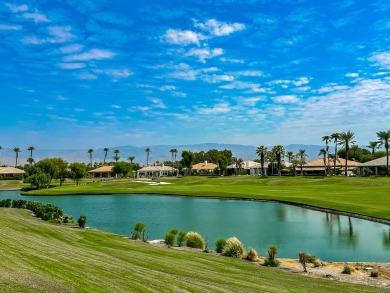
[23,176,390,221]
[0,208,383,292]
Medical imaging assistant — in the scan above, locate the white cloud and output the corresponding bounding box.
[57,63,85,69]
[59,44,84,54]
[197,102,231,114]
[64,49,116,61]
[21,11,50,23]
[234,70,263,77]
[186,47,223,62]
[164,29,204,45]
[92,68,132,79]
[293,77,310,86]
[242,97,264,106]
[111,105,122,109]
[47,26,74,43]
[220,80,262,91]
[369,52,390,69]
[74,108,84,112]
[219,57,244,63]
[5,3,28,13]
[0,24,22,30]
[57,95,66,101]
[195,19,245,36]
[272,95,299,103]
[149,98,167,109]
[160,85,176,91]
[346,72,359,77]
[78,72,98,80]
[202,74,234,83]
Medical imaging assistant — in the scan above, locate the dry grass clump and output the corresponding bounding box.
[342,264,356,274]
[222,237,245,258]
[370,270,379,278]
[245,247,259,261]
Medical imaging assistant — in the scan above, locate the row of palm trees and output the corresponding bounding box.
[1,146,36,167]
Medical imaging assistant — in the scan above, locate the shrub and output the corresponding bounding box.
[77,215,87,228]
[246,247,259,261]
[164,233,175,247]
[169,228,179,235]
[185,231,205,250]
[264,245,280,267]
[342,264,355,274]
[0,199,12,208]
[264,258,280,267]
[131,222,146,240]
[370,270,379,278]
[177,231,187,247]
[222,237,245,258]
[215,238,226,253]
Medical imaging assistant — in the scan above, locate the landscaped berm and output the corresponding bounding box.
[0,207,387,293]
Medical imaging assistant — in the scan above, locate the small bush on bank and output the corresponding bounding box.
[370,270,379,278]
[169,228,179,235]
[177,231,187,247]
[131,222,147,241]
[0,199,12,208]
[215,238,226,253]
[186,231,205,250]
[222,237,245,258]
[342,264,355,274]
[264,245,280,267]
[77,215,87,228]
[164,233,175,247]
[246,247,259,261]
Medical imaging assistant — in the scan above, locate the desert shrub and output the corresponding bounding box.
[164,233,175,247]
[222,237,245,258]
[131,222,146,240]
[215,238,226,253]
[264,245,280,267]
[342,264,355,274]
[246,247,259,261]
[169,228,179,235]
[370,270,379,278]
[264,258,280,267]
[0,199,12,208]
[77,215,87,228]
[185,231,205,250]
[313,259,322,267]
[177,231,187,247]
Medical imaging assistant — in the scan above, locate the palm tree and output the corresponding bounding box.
[338,130,356,176]
[350,144,359,160]
[298,149,307,176]
[322,135,331,172]
[27,146,35,166]
[169,148,176,173]
[286,151,294,162]
[13,147,21,167]
[27,157,34,165]
[127,156,135,164]
[113,149,120,163]
[272,145,285,176]
[318,148,327,176]
[103,147,109,165]
[256,146,267,177]
[331,132,341,174]
[88,148,94,167]
[145,148,151,166]
[377,130,390,176]
[267,150,276,176]
[367,141,380,156]
[0,146,3,166]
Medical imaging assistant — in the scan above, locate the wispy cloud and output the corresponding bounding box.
[57,63,85,69]
[185,47,223,62]
[369,51,390,69]
[64,49,116,61]
[59,44,84,54]
[5,3,29,13]
[21,11,50,23]
[0,24,22,30]
[195,19,245,36]
[92,68,133,80]
[202,74,234,83]
[22,26,74,44]
[272,95,299,103]
[197,102,231,114]
[149,98,167,109]
[163,29,204,46]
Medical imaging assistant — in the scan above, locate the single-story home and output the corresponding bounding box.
[249,163,268,176]
[357,156,390,176]
[137,165,175,178]
[301,158,359,175]
[88,166,115,178]
[191,161,218,174]
[0,167,25,179]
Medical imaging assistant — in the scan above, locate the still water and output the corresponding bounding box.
[1,190,389,262]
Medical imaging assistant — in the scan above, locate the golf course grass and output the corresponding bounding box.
[22,176,390,221]
[0,208,384,292]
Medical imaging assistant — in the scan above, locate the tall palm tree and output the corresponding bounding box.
[272,145,285,176]
[331,132,340,174]
[169,148,176,173]
[13,147,21,167]
[377,130,390,176]
[145,148,151,166]
[127,156,135,164]
[103,147,109,165]
[286,151,294,162]
[267,150,276,176]
[0,146,3,166]
[27,157,34,165]
[367,141,380,156]
[88,148,94,167]
[318,148,327,176]
[298,149,307,176]
[173,148,178,176]
[113,149,120,163]
[322,135,331,172]
[350,144,359,160]
[256,146,267,177]
[27,146,35,166]
[338,130,356,176]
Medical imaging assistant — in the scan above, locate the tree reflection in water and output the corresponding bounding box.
[383,228,390,249]
[324,214,357,248]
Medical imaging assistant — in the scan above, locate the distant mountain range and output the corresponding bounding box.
[0,143,331,166]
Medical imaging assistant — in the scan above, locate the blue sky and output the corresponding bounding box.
[1,0,390,150]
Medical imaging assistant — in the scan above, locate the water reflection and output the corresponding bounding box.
[324,214,357,248]
[384,228,390,249]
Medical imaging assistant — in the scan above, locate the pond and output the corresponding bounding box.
[1,191,389,262]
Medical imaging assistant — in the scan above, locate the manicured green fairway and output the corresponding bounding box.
[24,176,390,221]
[0,208,384,292]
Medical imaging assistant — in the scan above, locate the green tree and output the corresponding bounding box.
[0,146,2,166]
[322,135,331,171]
[103,147,109,165]
[367,141,380,156]
[145,148,151,166]
[127,156,135,164]
[266,149,276,175]
[113,161,132,177]
[286,151,294,163]
[331,132,341,174]
[338,130,356,176]
[298,149,307,176]
[113,149,120,163]
[181,150,194,176]
[13,147,21,167]
[218,154,228,175]
[26,157,34,166]
[69,162,87,186]
[272,145,285,176]
[35,158,68,185]
[77,215,87,228]
[318,148,327,175]
[377,130,390,176]
[28,171,51,189]
[88,148,94,167]
[27,146,35,166]
[256,146,267,177]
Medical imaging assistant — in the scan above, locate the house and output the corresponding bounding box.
[0,167,25,179]
[137,165,175,178]
[357,156,390,176]
[227,160,258,175]
[88,166,115,178]
[191,161,218,174]
[301,158,359,175]
[249,163,268,176]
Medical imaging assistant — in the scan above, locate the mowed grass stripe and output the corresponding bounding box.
[0,208,384,292]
